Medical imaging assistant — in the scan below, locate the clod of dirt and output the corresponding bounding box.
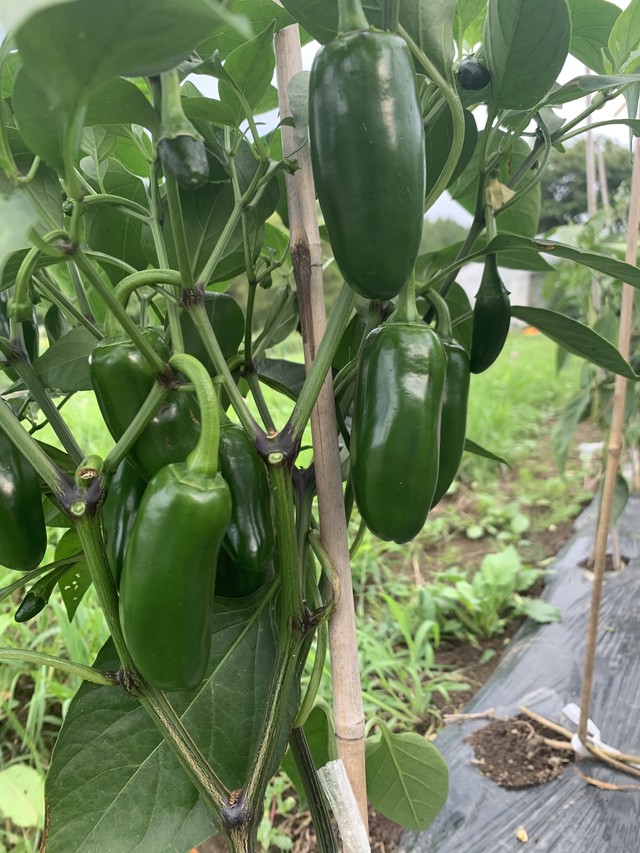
[578,554,629,572]
[465,715,572,788]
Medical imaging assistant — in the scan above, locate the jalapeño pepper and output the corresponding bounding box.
[350,281,446,543]
[470,254,511,374]
[120,354,231,691]
[102,460,147,585]
[309,4,426,300]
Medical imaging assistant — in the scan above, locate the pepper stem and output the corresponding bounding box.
[169,353,220,477]
[338,0,369,34]
[390,275,420,324]
[423,288,453,339]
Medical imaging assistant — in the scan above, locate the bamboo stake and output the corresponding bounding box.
[273,25,369,828]
[578,128,640,745]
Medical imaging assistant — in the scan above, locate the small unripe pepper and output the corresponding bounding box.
[457,57,491,91]
[158,69,209,190]
[309,5,426,300]
[119,354,232,691]
[350,280,446,543]
[101,460,147,586]
[470,254,511,374]
[425,290,470,507]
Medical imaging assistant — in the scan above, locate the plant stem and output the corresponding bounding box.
[0,649,118,686]
[289,727,339,852]
[34,272,102,338]
[165,177,194,288]
[79,193,151,219]
[0,398,67,499]
[391,275,419,323]
[169,353,220,476]
[189,301,260,439]
[104,268,182,336]
[73,252,166,371]
[287,284,356,444]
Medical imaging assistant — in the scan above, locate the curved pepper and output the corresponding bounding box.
[309,27,425,299]
[214,547,267,599]
[470,254,511,374]
[219,421,274,574]
[350,291,446,543]
[89,330,200,480]
[120,353,231,691]
[102,460,147,586]
[0,427,47,571]
[425,291,470,507]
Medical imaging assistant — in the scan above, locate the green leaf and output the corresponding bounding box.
[487,233,640,290]
[511,306,635,379]
[568,0,620,73]
[611,473,630,525]
[281,703,338,806]
[180,292,245,375]
[0,194,38,282]
[44,593,290,853]
[85,78,160,134]
[197,0,294,60]
[15,0,248,112]
[257,358,307,400]
[609,0,640,70]
[548,74,640,106]
[464,438,510,467]
[484,0,572,110]
[0,765,44,829]
[0,0,74,33]
[516,597,562,624]
[366,721,448,833]
[182,96,238,128]
[279,0,338,43]
[11,66,70,173]
[456,0,486,35]
[253,283,299,358]
[54,530,91,620]
[446,281,473,355]
[33,327,96,392]
[219,21,277,123]
[425,108,478,199]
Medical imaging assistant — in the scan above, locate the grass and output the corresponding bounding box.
[0,328,594,851]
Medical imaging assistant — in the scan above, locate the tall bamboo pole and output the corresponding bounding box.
[578,128,640,745]
[273,24,369,828]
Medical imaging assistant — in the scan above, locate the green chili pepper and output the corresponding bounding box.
[350,283,446,543]
[309,20,425,300]
[120,353,231,691]
[14,563,70,622]
[219,421,274,574]
[425,291,470,507]
[470,254,511,374]
[158,69,209,190]
[102,460,147,586]
[0,290,38,379]
[0,428,47,571]
[214,547,267,599]
[89,330,199,480]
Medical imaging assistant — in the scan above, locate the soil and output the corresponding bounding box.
[465,715,572,788]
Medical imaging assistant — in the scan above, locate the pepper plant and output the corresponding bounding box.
[1,0,640,851]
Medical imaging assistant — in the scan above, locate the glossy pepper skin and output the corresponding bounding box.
[214,547,267,599]
[309,31,426,300]
[158,135,209,190]
[470,254,511,374]
[0,428,47,571]
[350,322,446,543]
[431,338,470,506]
[102,460,147,585]
[89,331,199,479]
[457,58,491,91]
[120,354,232,691]
[219,422,274,574]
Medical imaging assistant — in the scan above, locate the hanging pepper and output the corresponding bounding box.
[89,329,199,480]
[158,69,209,190]
[102,460,147,586]
[119,353,231,691]
[219,420,274,574]
[14,563,70,622]
[214,547,267,599]
[470,253,511,374]
[308,2,426,300]
[0,427,47,571]
[350,280,446,543]
[424,290,470,507]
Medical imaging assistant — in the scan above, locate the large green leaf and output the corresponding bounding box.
[15,0,247,111]
[567,0,620,73]
[44,592,289,853]
[548,74,640,106]
[366,722,448,833]
[11,66,69,174]
[425,108,478,198]
[219,22,277,123]
[609,0,640,70]
[511,306,635,379]
[33,327,96,391]
[0,0,74,33]
[484,0,572,110]
[84,78,160,134]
